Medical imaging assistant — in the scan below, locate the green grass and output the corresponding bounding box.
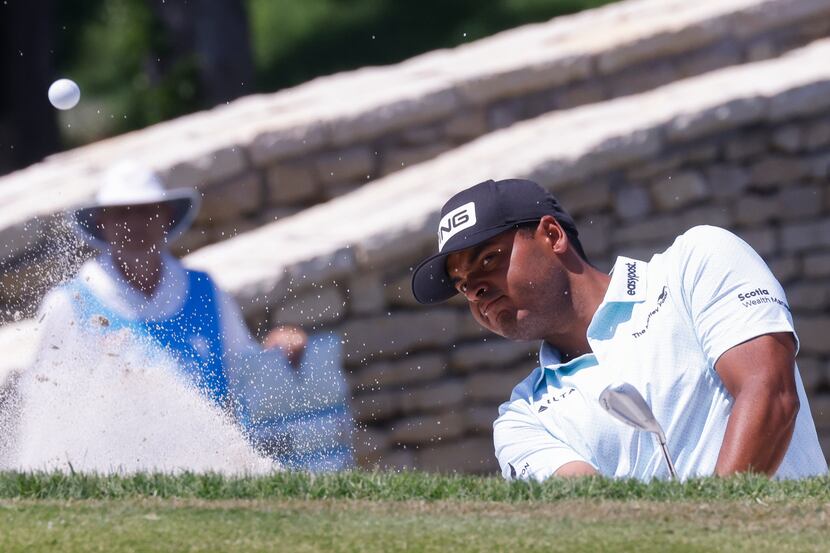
[1,470,829,502]
[2,497,829,552]
[2,472,829,552]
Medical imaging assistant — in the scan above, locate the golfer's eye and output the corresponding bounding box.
[458,282,468,293]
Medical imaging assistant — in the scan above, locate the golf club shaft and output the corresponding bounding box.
[659,439,678,479]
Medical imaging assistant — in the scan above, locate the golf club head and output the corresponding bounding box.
[599,381,664,438]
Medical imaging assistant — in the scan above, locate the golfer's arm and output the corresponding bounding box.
[714,332,800,476]
[555,461,598,477]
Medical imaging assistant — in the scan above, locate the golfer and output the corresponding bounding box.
[412,178,828,480]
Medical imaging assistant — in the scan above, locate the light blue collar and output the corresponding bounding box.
[604,256,648,303]
[534,342,597,390]
[539,340,563,371]
[533,256,648,389]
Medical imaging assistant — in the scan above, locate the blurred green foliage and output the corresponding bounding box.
[55,0,202,143]
[248,0,615,91]
[56,0,616,144]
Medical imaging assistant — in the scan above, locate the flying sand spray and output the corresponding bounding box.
[0,311,276,474]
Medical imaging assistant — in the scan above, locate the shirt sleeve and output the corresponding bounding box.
[494,391,591,481]
[673,225,797,368]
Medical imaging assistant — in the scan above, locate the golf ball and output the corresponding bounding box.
[48,78,81,110]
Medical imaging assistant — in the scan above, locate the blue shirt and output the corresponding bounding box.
[68,269,228,406]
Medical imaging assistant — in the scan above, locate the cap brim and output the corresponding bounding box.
[411,224,522,304]
[73,191,200,250]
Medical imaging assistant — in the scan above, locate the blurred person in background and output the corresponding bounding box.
[35,162,352,470]
[244,327,355,471]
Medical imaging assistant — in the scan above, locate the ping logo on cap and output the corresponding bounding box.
[438,202,476,251]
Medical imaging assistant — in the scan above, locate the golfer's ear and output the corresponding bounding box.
[538,215,568,253]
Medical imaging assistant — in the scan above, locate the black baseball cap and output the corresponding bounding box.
[411,178,579,304]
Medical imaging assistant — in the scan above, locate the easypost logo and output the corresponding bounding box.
[626,262,639,296]
[438,202,477,251]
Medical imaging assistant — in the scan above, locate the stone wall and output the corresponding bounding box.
[176,39,830,472]
[2,0,830,319]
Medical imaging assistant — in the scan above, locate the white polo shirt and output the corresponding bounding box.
[494,225,828,481]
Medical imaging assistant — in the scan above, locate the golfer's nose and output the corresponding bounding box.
[462,275,489,302]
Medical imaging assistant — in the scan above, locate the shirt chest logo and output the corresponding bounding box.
[631,286,668,338]
[537,388,576,412]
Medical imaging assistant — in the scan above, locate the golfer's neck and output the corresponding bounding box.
[547,266,612,362]
[113,250,164,298]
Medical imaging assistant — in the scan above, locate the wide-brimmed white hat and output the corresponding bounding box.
[73,162,200,249]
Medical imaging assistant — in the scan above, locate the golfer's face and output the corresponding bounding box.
[446,229,532,339]
[96,203,175,253]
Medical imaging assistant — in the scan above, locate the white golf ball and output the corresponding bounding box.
[48,78,81,110]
